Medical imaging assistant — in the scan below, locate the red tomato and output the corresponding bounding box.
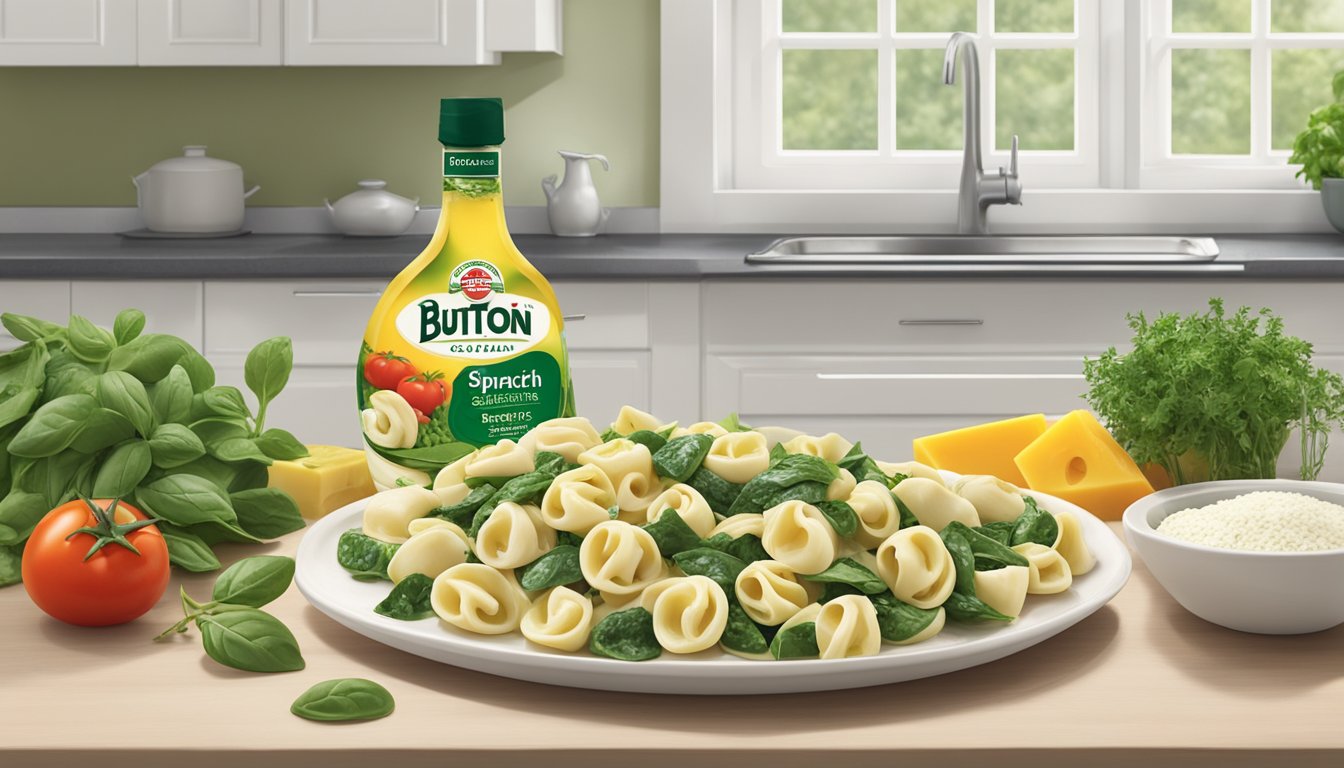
[22,499,170,627]
[397,372,448,415]
[363,352,417,391]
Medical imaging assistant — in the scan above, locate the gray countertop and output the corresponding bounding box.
[1,233,1343,280]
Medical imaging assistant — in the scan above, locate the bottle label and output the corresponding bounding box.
[393,259,551,361]
[442,150,500,177]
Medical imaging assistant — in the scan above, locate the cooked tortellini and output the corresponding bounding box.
[521,586,594,652]
[670,421,729,439]
[847,479,903,548]
[432,450,477,490]
[646,483,715,538]
[610,405,672,436]
[474,502,556,570]
[702,431,771,484]
[952,474,1026,524]
[876,525,957,610]
[519,417,602,462]
[578,439,662,517]
[539,464,618,535]
[363,485,443,544]
[782,432,854,464]
[876,460,945,486]
[431,563,529,635]
[973,565,1030,619]
[826,468,857,502]
[815,594,882,659]
[735,560,814,626]
[364,443,431,492]
[361,389,418,449]
[1012,542,1073,594]
[709,513,765,540]
[646,575,729,654]
[761,500,840,575]
[406,517,469,538]
[465,439,535,479]
[1052,512,1096,576]
[579,520,667,596]
[387,525,472,583]
[893,477,981,530]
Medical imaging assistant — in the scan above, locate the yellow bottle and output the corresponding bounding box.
[357,98,575,489]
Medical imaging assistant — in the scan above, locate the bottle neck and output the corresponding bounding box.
[434,145,509,246]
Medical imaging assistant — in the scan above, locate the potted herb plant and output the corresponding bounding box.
[1289,70,1344,233]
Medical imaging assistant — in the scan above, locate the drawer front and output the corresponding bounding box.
[570,350,651,429]
[552,281,650,350]
[205,280,383,366]
[0,281,69,351]
[74,281,204,349]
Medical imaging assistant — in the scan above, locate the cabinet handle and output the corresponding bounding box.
[292,290,383,298]
[563,314,587,322]
[898,319,984,326]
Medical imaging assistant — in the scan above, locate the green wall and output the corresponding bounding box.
[0,0,658,208]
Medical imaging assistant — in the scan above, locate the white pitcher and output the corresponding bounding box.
[541,150,610,237]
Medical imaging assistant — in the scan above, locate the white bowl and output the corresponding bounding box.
[1123,479,1344,635]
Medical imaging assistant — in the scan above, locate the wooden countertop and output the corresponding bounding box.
[2,522,1341,768]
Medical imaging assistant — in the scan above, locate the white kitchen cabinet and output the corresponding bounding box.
[486,0,561,53]
[136,0,283,66]
[0,0,136,65]
[0,281,70,352]
[73,280,204,349]
[283,0,496,66]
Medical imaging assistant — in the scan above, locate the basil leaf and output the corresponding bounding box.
[373,574,435,621]
[149,365,194,424]
[1,312,62,342]
[197,608,305,673]
[112,309,146,346]
[244,337,293,414]
[67,315,115,363]
[816,499,859,537]
[136,474,237,526]
[943,521,1030,571]
[212,555,295,608]
[68,408,135,454]
[1010,497,1059,548]
[869,591,943,642]
[194,420,250,452]
[92,440,153,498]
[254,428,308,461]
[213,436,273,466]
[172,455,240,491]
[802,557,887,595]
[158,525,221,572]
[202,386,252,421]
[0,386,39,434]
[0,491,50,546]
[942,591,1012,623]
[147,423,206,468]
[641,508,703,558]
[292,678,394,722]
[589,607,661,661]
[0,544,22,587]
[107,333,193,384]
[337,528,399,581]
[717,413,752,432]
[517,545,583,591]
[8,394,98,458]
[230,488,305,539]
[97,370,156,436]
[178,349,216,393]
[769,621,819,660]
[672,547,749,593]
[720,602,769,654]
[433,483,495,529]
[651,434,714,482]
[686,466,744,516]
[228,462,270,493]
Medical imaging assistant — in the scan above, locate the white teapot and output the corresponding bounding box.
[131,146,259,234]
[325,180,420,237]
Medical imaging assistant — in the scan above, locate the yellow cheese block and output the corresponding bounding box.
[1012,410,1154,521]
[911,414,1047,487]
[268,445,376,520]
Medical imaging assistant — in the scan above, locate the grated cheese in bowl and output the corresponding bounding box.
[1157,491,1344,553]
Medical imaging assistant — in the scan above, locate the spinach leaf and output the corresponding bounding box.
[292,678,395,722]
[1011,497,1059,548]
[641,508,703,558]
[651,434,714,482]
[149,365,194,424]
[374,574,435,621]
[337,529,399,581]
[728,454,839,516]
[8,394,98,457]
[214,436,273,466]
[1,312,62,342]
[212,555,295,608]
[202,386,252,421]
[749,480,829,513]
[91,439,153,498]
[433,483,495,529]
[701,532,770,564]
[107,333,192,383]
[147,423,207,468]
[67,315,115,363]
[720,602,769,654]
[802,557,887,595]
[230,488,305,539]
[975,521,1016,546]
[717,413,753,432]
[469,471,556,537]
[942,591,1012,623]
[769,621,819,660]
[589,607,661,661]
[0,544,22,587]
[112,308,146,346]
[365,440,477,472]
[0,492,50,546]
[556,530,584,549]
[819,581,863,603]
[197,608,305,673]
[69,408,136,454]
[136,474,237,526]
[893,493,919,529]
[816,499,859,537]
[869,591,943,642]
[253,428,308,461]
[768,443,789,465]
[686,466,744,516]
[229,461,270,494]
[624,430,668,454]
[838,442,896,487]
[938,525,977,595]
[158,525,222,572]
[244,337,292,429]
[97,370,156,437]
[517,545,583,591]
[532,450,568,476]
[943,521,1030,571]
[672,547,749,592]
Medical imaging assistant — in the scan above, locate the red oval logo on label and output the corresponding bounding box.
[460,267,494,300]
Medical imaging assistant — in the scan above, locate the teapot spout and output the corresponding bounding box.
[541,174,559,202]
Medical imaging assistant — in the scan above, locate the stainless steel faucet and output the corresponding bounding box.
[943,32,1022,235]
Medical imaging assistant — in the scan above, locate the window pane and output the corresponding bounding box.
[1273,49,1344,150]
[1172,0,1251,33]
[995,49,1075,151]
[895,49,963,149]
[783,0,877,33]
[895,0,976,33]
[1171,48,1250,154]
[1273,0,1344,33]
[995,0,1073,33]
[782,50,878,150]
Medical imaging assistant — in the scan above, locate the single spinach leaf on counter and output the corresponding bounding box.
[942,591,1012,623]
[641,508,703,558]
[8,393,99,458]
[651,434,714,482]
[624,429,668,454]
[197,608,305,673]
[672,547,748,593]
[686,466,744,516]
[720,602,769,655]
[91,439,152,498]
[517,545,583,591]
[373,574,435,621]
[701,532,770,564]
[433,483,496,529]
[532,450,569,476]
[802,557,887,595]
[212,555,295,608]
[816,500,859,537]
[291,678,395,722]
[975,521,1016,546]
[158,524,222,572]
[769,621,819,660]
[1011,497,1059,548]
[589,607,661,661]
[869,591,943,642]
[728,454,839,516]
[230,488,305,540]
[336,529,400,581]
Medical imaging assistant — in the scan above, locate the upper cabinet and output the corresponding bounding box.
[0,0,561,66]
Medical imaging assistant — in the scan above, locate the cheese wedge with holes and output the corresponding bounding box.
[1012,410,1153,521]
[912,414,1046,487]
[268,445,377,520]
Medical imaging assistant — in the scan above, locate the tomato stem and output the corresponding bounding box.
[67,497,159,561]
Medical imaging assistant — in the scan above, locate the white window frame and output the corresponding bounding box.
[661,0,1332,234]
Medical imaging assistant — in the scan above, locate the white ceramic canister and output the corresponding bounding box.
[325,180,420,236]
[131,146,259,233]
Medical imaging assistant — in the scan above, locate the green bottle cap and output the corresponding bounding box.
[439,97,505,147]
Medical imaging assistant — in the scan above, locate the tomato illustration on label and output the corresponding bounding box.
[397,371,448,414]
[363,351,417,391]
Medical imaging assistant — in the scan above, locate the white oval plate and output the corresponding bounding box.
[295,483,1131,695]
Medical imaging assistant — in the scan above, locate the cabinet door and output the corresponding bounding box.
[0,281,69,352]
[569,350,650,429]
[214,363,361,447]
[284,0,498,65]
[0,0,136,65]
[137,0,282,65]
[72,280,204,349]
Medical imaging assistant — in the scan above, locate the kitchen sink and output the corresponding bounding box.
[746,236,1220,265]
